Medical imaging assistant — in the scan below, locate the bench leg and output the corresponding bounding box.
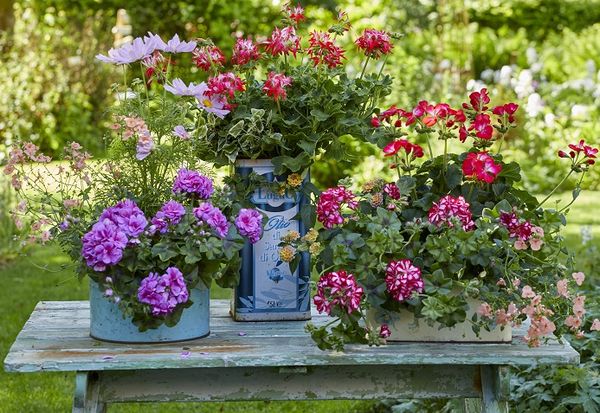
[73,372,106,413]
[460,366,509,413]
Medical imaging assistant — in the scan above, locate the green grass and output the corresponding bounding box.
[1,191,598,412]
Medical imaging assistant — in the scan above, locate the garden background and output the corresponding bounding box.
[0,0,599,411]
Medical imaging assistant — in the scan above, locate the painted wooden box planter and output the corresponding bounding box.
[232,159,311,321]
[89,280,210,343]
[367,298,512,343]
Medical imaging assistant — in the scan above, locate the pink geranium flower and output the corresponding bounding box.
[263,72,293,101]
[462,151,502,183]
[355,29,393,59]
[264,26,301,57]
[232,38,261,66]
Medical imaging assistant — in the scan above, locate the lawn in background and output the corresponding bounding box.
[0,191,597,412]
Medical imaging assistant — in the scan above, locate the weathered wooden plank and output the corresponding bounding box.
[96,365,482,402]
[4,300,580,373]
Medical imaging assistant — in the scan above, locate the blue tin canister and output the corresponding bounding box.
[89,280,210,343]
[233,159,311,321]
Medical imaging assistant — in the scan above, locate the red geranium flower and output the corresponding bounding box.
[469,113,494,140]
[264,26,301,57]
[206,73,245,100]
[462,151,503,183]
[492,103,519,123]
[192,46,225,71]
[286,3,306,25]
[263,72,293,101]
[383,139,424,158]
[463,88,490,112]
[231,38,261,66]
[355,29,393,59]
[307,31,345,68]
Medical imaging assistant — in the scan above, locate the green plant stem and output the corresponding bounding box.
[558,172,586,214]
[538,169,575,208]
[443,138,448,179]
[122,66,128,97]
[140,63,150,102]
[495,132,507,154]
[376,55,388,80]
[466,183,475,203]
[426,133,434,159]
[358,56,370,80]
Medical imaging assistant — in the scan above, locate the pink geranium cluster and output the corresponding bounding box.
[499,211,544,250]
[461,151,503,184]
[428,195,475,231]
[82,200,147,271]
[520,285,557,347]
[383,139,424,159]
[232,38,261,66]
[355,29,393,59]
[316,186,359,229]
[307,31,345,68]
[385,259,424,302]
[193,45,226,71]
[172,169,214,199]
[313,270,364,315]
[234,208,263,244]
[148,200,186,235]
[194,202,230,239]
[137,267,189,316]
[264,26,301,57]
[263,72,293,101]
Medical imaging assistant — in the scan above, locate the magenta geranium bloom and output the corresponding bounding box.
[137,267,189,316]
[234,208,263,243]
[172,169,214,199]
[81,218,128,271]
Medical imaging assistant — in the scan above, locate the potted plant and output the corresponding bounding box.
[154,4,396,320]
[4,33,264,342]
[280,88,598,349]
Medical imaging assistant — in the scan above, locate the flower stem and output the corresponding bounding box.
[377,55,388,80]
[426,133,434,159]
[359,56,370,80]
[443,138,448,179]
[496,132,507,155]
[140,63,150,102]
[538,169,574,208]
[558,172,586,214]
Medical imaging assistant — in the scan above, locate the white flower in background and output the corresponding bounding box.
[526,47,538,66]
[439,59,451,70]
[515,69,535,99]
[571,104,590,119]
[586,59,597,78]
[526,93,544,117]
[581,226,593,245]
[467,79,487,92]
[530,62,543,74]
[498,65,513,86]
[480,69,495,82]
[544,113,556,128]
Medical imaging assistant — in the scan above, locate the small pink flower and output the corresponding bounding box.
[590,318,600,331]
[565,315,582,331]
[556,279,569,298]
[513,279,521,288]
[496,278,506,287]
[572,272,585,286]
[521,285,535,299]
[573,295,586,318]
[529,238,543,251]
[379,324,391,339]
[477,302,493,318]
[462,151,502,184]
[514,239,528,250]
[385,259,424,302]
[263,72,292,101]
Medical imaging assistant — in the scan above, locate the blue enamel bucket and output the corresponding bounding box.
[232,159,311,321]
[89,280,210,343]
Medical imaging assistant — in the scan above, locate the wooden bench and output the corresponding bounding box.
[4,300,579,412]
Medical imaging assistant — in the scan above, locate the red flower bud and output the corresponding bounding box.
[394,119,402,128]
[371,117,381,127]
[422,116,436,127]
[558,150,568,158]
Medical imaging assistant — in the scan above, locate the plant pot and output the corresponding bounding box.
[232,159,311,321]
[89,280,210,343]
[367,298,512,343]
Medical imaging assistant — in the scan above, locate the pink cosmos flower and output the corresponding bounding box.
[162,34,196,54]
[355,29,393,59]
[232,38,261,66]
[428,195,475,231]
[192,45,225,71]
[313,270,364,315]
[263,72,293,101]
[385,259,424,302]
[307,31,345,68]
[462,151,502,183]
[572,272,585,286]
[96,33,164,65]
[191,82,231,118]
[164,78,206,96]
[264,26,301,57]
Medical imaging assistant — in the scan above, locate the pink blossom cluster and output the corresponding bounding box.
[383,139,424,159]
[206,72,245,106]
[231,38,261,66]
[172,169,214,199]
[137,267,189,316]
[148,200,186,235]
[558,139,599,171]
[499,211,544,250]
[520,285,556,347]
[193,202,230,238]
[263,72,293,101]
[99,199,148,239]
[461,151,503,184]
[3,143,51,189]
[110,116,149,141]
[63,142,91,172]
[428,195,475,231]
[285,3,306,25]
[379,324,391,338]
[307,31,345,68]
[264,26,301,57]
[355,29,393,59]
[234,208,263,244]
[385,259,424,302]
[313,270,364,315]
[316,186,359,229]
[383,183,401,200]
[193,45,225,71]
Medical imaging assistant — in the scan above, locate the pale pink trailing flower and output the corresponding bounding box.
[521,285,535,299]
[573,296,586,318]
[591,318,600,331]
[495,303,518,326]
[556,279,569,298]
[565,315,582,331]
[477,302,493,318]
[514,239,528,250]
[572,272,585,286]
[63,199,80,209]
